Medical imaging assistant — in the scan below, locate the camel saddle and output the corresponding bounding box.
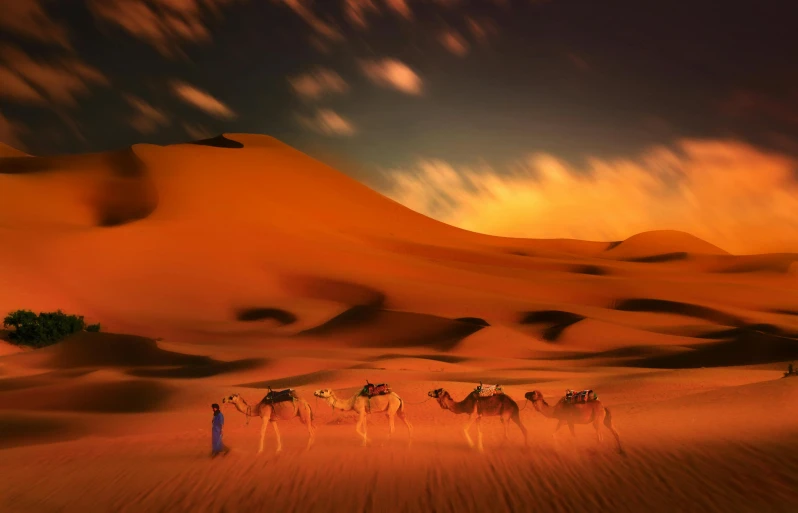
[474,382,503,397]
[361,381,391,397]
[263,388,296,404]
[565,389,597,404]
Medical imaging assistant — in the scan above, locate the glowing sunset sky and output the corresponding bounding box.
[1,1,797,253]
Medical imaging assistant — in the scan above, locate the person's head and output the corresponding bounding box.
[211,403,220,414]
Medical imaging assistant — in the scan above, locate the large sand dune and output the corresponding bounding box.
[1,134,798,512]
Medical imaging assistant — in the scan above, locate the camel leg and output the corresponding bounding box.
[463,414,476,449]
[396,407,413,446]
[271,421,282,453]
[475,416,484,452]
[259,417,270,454]
[305,407,316,451]
[511,410,529,448]
[568,422,576,438]
[388,412,396,438]
[357,411,369,446]
[552,420,566,446]
[500,417,509,444]
[602,407,624,454]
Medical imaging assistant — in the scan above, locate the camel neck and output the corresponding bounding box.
[326,394,355,411]
[441,394,472,414]
[533,399,555,418]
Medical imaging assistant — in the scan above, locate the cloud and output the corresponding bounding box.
[125,95,170,134]
[439,27,469,57]
[171,80,236,119]
[359,58,422,95]
[297,108,355,136]
[381,140,798,254]
[0,0,70,49]
[385,0,412,20]
[344,0,380,29]
[276,0,343,41]
[288,68,349,100]
[0,46,108,107]
[0,111,28,151]
[86,0,244,56]
[182,122,213,140]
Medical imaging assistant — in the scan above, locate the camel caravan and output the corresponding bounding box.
[222,380,623,455]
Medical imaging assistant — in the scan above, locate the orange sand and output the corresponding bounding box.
[1,134,797,512]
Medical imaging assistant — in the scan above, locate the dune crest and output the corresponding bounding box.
[603,230,729,260]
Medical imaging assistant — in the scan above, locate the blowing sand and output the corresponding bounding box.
[1,134,798,512]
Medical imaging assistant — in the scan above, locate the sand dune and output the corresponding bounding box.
[3,134,798,512]
[603,230,729,260]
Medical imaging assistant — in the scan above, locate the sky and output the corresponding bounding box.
[1,0,798,253]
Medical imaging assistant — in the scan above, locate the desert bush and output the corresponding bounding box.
[2,309,90,347]
[86,323,101,332]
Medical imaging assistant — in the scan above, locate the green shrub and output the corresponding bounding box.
[86,323,101,332]
[2,309,90,347]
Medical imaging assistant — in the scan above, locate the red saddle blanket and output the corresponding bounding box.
[565,389,597,404]
[474,383,503,397]
[362,382,391,397]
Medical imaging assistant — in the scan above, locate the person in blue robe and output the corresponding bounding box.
[211,403,229,457]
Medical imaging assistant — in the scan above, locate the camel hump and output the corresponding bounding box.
[263,388,297,404]
[474,383,503,397]
[361,382,391,397]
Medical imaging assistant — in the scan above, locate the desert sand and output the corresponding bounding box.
[1,133,797,512]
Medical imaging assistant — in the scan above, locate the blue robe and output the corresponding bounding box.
[212,411,225,453]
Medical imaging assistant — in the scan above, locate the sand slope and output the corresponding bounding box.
[2,134,798,512]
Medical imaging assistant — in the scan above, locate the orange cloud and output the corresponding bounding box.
[344,0,380,29]
[277,0,344,41]
[86,0,243,56]
[360,58,422,95]
[297,108,356,136]
[0,46,108,107]
[171,80,236,119]
[125,95,170,134]
[288,68,349,100]
[439,28,469,57]
[382,140,798,254]
[385,0,412,20]
[0,0,70,49]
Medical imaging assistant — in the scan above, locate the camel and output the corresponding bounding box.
[525,390,624,454]
[427,388,528,451]
[313,388,413,446]
[222,391,316,453]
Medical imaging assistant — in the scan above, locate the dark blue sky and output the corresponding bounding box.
[2,0,797,187]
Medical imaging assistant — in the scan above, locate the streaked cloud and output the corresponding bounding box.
[439,27,469,57]
[0,46,108,107]
[0,0,70,49]
[277,0,343,41]
[288,68,349,100]
[385,0,412,20]
[86,0,245,56]
[0,111,28,151]
[171,80,236,119]
[360,58,422,95]
[125,95,170,134]
[382,140,798,254]
[344,0,380,29]
[182,122,213,140]
[297,108,355,136]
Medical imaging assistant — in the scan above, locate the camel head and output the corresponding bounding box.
[428,388,452,409]
[428,388,445,398]
[313,388,333,399]
[525,391,543,402]
[222,393,247,407]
